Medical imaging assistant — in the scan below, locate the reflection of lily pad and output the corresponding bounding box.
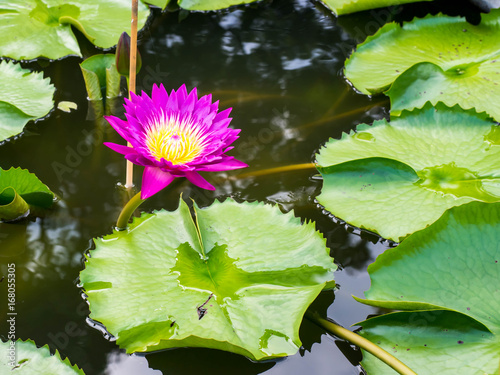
[320,0,431,16]
[0,0,150,60]
[178,0,260,10]
[345,11,500,95]
[315,104,500,241]
[0,339,85,374]
[356,202,500,375]
[0,167,55,221]
[80,198,336,360]
[0,61,54,142]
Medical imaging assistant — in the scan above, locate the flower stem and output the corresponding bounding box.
[125,0,139,189]
[236,163,315,179]
[116,192,144,230]
[305,311,417,375]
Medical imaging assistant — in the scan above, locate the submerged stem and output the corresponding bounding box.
[236,163,315,179]
[305,312,417,375]
[116,192,144,230]
[125,0,139,189]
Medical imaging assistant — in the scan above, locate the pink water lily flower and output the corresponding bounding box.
[104,84,248,199]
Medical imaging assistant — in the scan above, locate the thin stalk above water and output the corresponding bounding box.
[125,0,139,189]
[116,191,144,230]
[306,312,417,375]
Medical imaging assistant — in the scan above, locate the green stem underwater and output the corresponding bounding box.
[236,163,316,179]
[116,191,144,230]
[305,312,417,375]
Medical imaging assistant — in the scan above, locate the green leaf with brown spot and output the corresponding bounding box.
[80,198,336,360]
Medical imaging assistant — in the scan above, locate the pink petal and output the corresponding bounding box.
[184,172,215,190]
[176,84,188,103]
[182,87,198,113]
[141,167,175,199]
[152,83,168,109]
[213,107,231,122]
[103,142,136,155]
[104,116,131,142]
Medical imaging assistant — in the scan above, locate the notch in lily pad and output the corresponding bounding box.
[315,103,500,242]
[80,197,336,360]
[344,10,500,120]
[0,60,55,142]
[0,0,150,60]
[0,167,55,222]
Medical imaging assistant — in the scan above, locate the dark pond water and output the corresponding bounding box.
[0,0,484,374]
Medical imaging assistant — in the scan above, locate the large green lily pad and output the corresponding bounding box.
[356,201,500,374]
[0,0,149,60]
[0,167,55,221]
[387,60,500,121]
[320,0,431,16]
[177,0,261,10]
[344,11,500,95]
[0,61,54,142]
[80,198,336,360]
[315,104,500,242]
[0,339,85,374]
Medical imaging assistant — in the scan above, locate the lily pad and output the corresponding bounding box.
[80,198,336,360]
[0,339,85,374]
[0,167,55,221]
[344,11,500,95]
[177,0,261,11]
[80,54,121,101]
[355,201,500,374]
[320,0,432,16]
[0,0,150,60]
[0,61,55,142]
[387,60,500,121]
[315,103,500,242]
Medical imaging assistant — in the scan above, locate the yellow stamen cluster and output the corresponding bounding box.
[145,115,206,165]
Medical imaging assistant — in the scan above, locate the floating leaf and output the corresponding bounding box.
[0,339,85,374]
[344,11,500,95]
[0,61,55,141]
[387,60,500,121]
[0,167,55,221]
[178,0,261,11]
[80,198,336,360]
[80,54,121,101]
[315,104,500,241]
[0,0,150,60]
[57,101,78,113]
[356,201,500,374]
[319,0,431,16]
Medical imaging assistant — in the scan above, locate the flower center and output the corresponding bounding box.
[145,117,205,165]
